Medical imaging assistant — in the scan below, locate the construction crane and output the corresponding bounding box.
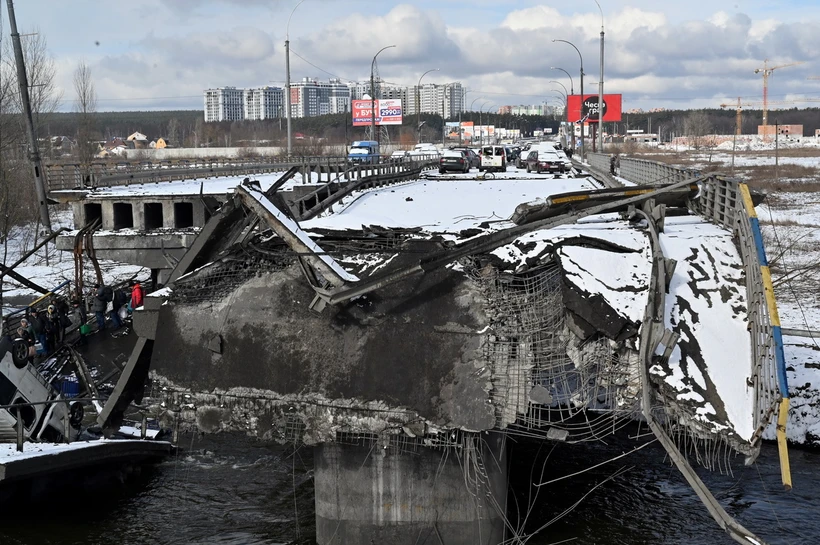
[754,59,804,130]
[720,97,820,135]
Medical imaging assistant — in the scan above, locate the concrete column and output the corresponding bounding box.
[193,200,207,227]
[162,201,174,228]
[100,201,115,230]
[132,200,146,231]
[314,434,507,545]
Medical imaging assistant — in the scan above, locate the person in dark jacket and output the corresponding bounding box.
[91,283,109,332]
[110,288,125,329]
[17,318,36,363]
[45,305,60,352]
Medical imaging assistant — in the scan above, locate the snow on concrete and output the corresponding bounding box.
[59,172,319,198]
[489,222,651,323]
[655,217,755,442]
[241,184,358,283]
[302,176,599,234]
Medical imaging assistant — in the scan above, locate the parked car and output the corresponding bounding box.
[525,149,564,174]
[515,144,533,168]
[479,145,507,172]
[553,149,572,171]
[448,147,480,168]
[439,150,471,173]
[390,150,410,163]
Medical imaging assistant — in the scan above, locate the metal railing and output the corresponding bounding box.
[584,154,781,445]
[44,155,442,192]
[294,157,439,220]
[44,156,357,191]
[691,176,780,442]
[588,152,701,186]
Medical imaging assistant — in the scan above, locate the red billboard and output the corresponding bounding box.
[566,94,622,123]
[352,99,403,126]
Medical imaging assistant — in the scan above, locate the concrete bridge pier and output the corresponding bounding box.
[314,434,508,545]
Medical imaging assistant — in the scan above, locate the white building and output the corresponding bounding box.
[244,86,284,121]
[204,87,244,122]
[409,82,464,118]
[290,78,351,118]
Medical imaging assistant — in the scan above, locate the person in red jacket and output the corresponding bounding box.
[129,280,144,312]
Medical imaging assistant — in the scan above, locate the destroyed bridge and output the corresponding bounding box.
[49,153,791,545]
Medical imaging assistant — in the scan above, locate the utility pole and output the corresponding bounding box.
[285,0,305,157]
[596,0,605,154]
[6,0,51,233]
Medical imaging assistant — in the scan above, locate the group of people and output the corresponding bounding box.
[10,279,146,363]
[15,299,72,361]
[90,280,143,332]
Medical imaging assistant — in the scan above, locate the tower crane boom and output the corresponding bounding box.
[753,59,805,133]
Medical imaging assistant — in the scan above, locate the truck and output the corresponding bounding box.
[348,141,380,164]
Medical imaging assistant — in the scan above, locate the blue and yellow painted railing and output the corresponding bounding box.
[739,183,792,490]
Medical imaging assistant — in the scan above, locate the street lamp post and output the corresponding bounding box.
[553,39,584,159]
[285,0,306,157]
[370,45,396,147]
[417,68,439,144]
[479,102,492,145]
[594,0,605,153]
[550,67,574,95]
[550,81,568,100]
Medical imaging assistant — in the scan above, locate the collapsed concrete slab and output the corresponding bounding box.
[102,175,780,545]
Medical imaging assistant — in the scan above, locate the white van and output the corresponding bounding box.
[479,145,507,172]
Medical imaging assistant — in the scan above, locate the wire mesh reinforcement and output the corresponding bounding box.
[468,261,644,443]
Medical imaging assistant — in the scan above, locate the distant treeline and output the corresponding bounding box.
[26,106,820,149]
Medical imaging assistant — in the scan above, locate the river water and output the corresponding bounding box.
[0,428,816,545]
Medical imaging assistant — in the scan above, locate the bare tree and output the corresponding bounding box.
[684,111,712,151]
[2,29,62,138]
[73,60,97,180]
[167,117,179,146]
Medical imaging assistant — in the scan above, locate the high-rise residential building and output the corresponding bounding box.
[290,78,351,118]
[244,86,284,121]
[381,84,410,108]
[410,82,464,118]
[204,87,244,122]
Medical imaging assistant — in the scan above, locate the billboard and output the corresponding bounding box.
[352,99,403,126]
[566,94,622,123]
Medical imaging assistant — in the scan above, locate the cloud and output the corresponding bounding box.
[30,1,820,112]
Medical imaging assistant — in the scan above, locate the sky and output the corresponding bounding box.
[6,0,820,113]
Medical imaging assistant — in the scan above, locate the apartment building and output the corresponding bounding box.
[244,86,285,121]
[290,78,351,118]
[204,87,244,122]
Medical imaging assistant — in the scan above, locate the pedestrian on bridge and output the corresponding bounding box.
[129,280,144,312]
[92,283,112,332]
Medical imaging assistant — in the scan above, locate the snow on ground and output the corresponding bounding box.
[1,209,146,314]
[302,174,599,234]
[763,335,820,446]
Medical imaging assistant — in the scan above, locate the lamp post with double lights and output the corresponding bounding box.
[550,67,574,95]
[469,97,482,144]
[370,45,396,146]
[285,0,306,157]
[480,102,493,145]
[416,68,439,144]
[553,39,584,159]
[594,0,605,153]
